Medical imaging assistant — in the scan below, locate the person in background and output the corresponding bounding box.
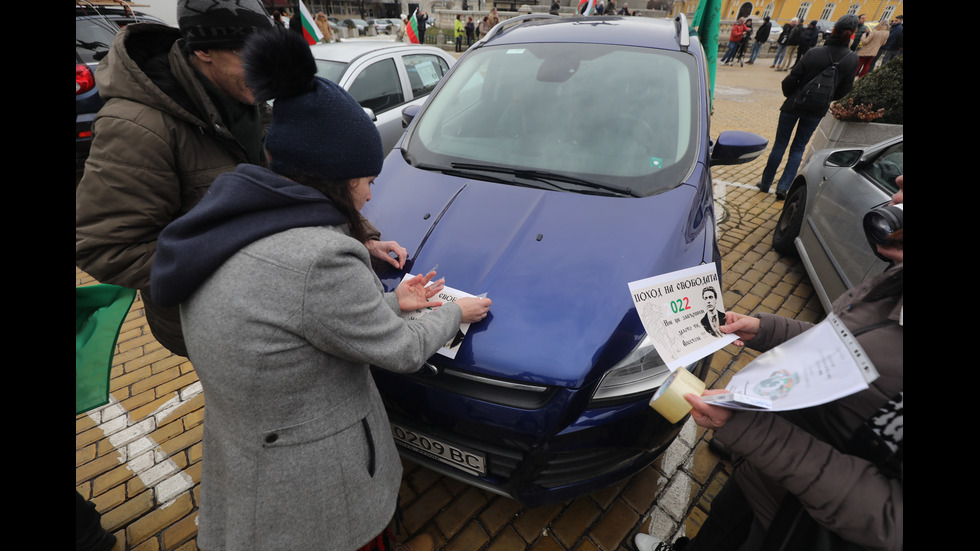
[771,18,796,68]
[796,20,819,62]
[776,17,802,71]
[721,17,747,65]
[151,29,492,551]
[850,13,869,51]
[637,175,902,551]
[855,19,889,77]
[880,15,903,65]
[454,14,465,52]
[465,16,475,47]
[757,15,858,199]
[749,16,771,65]
[314,11,334,43]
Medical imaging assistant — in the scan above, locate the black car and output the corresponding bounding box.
[76,5,165,176]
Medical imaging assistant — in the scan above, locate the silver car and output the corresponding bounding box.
[773,135,903,311]
[310,42,454,155]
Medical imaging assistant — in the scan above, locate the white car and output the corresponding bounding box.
[368,18,397,35]
[311,42,455,154]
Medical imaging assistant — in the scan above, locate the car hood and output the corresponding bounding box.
[363,155,713,388]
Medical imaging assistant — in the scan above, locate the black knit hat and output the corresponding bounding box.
[178,0,272,50]
[242,29,384,182]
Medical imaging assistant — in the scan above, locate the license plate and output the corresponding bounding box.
[390,423,486,476]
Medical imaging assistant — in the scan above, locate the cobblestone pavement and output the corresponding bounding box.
[76,53,826,551]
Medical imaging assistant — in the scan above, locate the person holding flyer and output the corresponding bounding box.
[150,29,490,551]
[635,177,902,551]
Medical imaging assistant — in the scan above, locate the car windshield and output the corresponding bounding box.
[404,42,700,197]
[314,59,349,84]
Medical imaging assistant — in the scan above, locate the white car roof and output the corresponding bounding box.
[309,42,449,64]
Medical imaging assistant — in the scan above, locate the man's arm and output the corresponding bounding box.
[76,110,184,289]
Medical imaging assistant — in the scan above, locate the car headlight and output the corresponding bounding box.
[591,335,674,402]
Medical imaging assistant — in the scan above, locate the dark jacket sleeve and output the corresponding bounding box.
[743,312,813,352]
[716,411,903,551]
[76,109,183,290]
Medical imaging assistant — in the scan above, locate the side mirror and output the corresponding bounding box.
[825,149,862,167]
[710,130,768,166]
[363,106,377,122]
[401,104,422,128]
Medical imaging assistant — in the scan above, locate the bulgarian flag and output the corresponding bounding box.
[296,0,324,45]
[406,9,421,44]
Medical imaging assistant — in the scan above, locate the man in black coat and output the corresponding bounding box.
[757,14,859,199]
[797,20,820,62]
[749,16,772,64]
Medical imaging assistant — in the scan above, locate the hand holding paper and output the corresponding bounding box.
[685,390,735,430]
[719,311,760,347]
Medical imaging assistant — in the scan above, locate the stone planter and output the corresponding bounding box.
[806,115,903,159]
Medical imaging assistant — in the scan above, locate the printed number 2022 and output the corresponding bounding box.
[670,297,690,313]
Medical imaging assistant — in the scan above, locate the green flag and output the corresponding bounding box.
[76,284,136,414]
[690,0,721,111]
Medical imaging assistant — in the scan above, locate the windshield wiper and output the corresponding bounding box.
[451,163,635,197]
[412,162,560,191]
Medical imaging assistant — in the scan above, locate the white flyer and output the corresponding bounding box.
[715,313,880,411]
[628,263,737,371]
[399,274,478,359]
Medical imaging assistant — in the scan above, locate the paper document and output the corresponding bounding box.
[628,263,737,371]
[714,314,879,411]
[399,273,479,359]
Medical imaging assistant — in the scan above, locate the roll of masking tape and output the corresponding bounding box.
[649,368,706,423]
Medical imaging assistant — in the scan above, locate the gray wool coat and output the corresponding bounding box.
[181,225,462,551]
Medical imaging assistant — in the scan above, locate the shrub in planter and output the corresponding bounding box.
[831,55,903,124]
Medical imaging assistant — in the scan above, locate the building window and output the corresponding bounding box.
[881,5,896,22]
[819,3,836,21]
[847,3,860,15]
[796,2,811,21]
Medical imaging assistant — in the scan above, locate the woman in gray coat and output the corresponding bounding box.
[151,29,491,551]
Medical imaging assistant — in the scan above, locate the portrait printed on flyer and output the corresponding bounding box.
[400,274,477,359]
[628,263,737,370]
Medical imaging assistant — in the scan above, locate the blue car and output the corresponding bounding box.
[362,14,766,507]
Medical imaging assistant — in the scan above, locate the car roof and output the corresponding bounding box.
[310,42,449,64]
[478,15,689,52]
[75,6,165,25]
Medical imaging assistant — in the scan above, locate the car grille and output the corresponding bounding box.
[403,362,558,409]
[534,447,646,488]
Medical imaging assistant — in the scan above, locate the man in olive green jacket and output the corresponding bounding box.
[76,1,275,356]
[76,1,400,356]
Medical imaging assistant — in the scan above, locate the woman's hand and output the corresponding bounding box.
[396,271,445,312]
[686,389,735,430]
[455,297,492,324]
[365,240,408,269]
[720,311,760,347]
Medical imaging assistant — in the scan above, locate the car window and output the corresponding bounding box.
[76,19,118,64]
[401,54,450,98]
[314,60,349,84]
[859,142,903,194]
[406,43,700,197]
[347,58,405,115]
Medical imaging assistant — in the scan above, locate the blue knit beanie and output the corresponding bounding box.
[242,29,384,181]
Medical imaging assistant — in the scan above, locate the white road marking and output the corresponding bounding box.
[85,381,203,506]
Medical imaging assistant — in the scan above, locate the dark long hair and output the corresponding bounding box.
[291,173,372,243]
